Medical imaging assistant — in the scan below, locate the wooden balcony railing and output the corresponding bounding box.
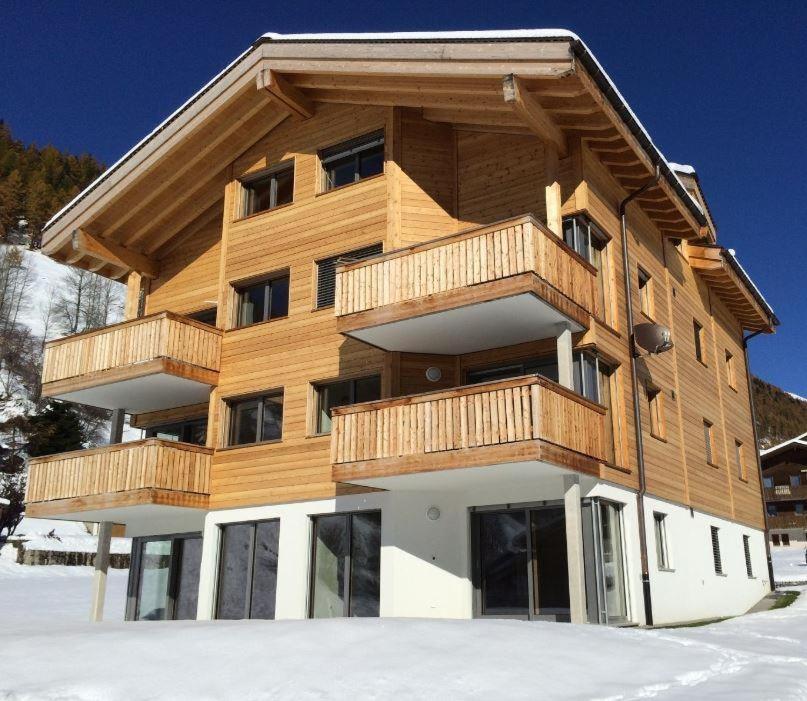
[764,484,807,502]
[766,513,807,530]
[331,374,606,481]
[25,439,212,512]
[334,215,600,322]
[41,311,221,398]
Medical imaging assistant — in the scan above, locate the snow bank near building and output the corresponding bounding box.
[773,546,807,584]
[0,589,805,700]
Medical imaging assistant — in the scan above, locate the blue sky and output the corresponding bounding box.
[2,1,805,394]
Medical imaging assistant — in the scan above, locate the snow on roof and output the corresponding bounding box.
[669,162,697,175]
[760,431,807,457]
[261,29,581,41]
[724,247,777,322]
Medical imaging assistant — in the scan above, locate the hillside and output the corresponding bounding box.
[752,376,807,449]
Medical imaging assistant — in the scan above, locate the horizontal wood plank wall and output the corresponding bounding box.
[398,109,457,246]
[331,375,606,466]
[41,312,222,384]
[209,103,391,508]
[146,212,222,316]
[335,216,599,319]
[26,439,212,502]
[456,131,546,228]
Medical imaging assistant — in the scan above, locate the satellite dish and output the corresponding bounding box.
[634,323,674,355]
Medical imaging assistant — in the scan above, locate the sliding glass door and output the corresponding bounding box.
[127,533,202,621]
[473,505,570,621]
[310,511,381,618]
[216,520,280,620]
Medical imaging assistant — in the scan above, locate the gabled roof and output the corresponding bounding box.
[761,431,807,461]
[40,29,712,279]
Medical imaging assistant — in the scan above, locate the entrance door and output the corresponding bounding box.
[584,499,630,625]
[473,505,570,621]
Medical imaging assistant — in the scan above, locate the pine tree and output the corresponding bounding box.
[25,401,85,457]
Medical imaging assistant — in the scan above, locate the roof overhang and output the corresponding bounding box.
[41,30,710,279]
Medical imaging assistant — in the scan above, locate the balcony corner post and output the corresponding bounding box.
[563,474,587,624]
[89,520,113,622]
[555,322,574,390]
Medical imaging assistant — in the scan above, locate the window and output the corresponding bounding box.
[763,476,774,489]
[216,520,280,620]
[598,361,620,465]
[790,475,802,487]
[127,533,202,621]
[638,267,654,318]
[240,163,294,217]
[310,511,381,618]
[703,419,714,465]
[145,417,207,446]
[227,392,284,446]
[725,351,736,389]
[767,503,778,516]
[796,503,806,515]
[188,307,217,326]
[654,513,671,570]
[693,320,705,364]
[314,375,381,434]
[782,533,791,546]
[735,440,746,480]
[743,535,753,578]
[235,273,289,327]
[562,215,611,323]
[315,243,382,309]
[573,352,601,403]
[772,533,781,546]
[710,526,723,575]
[646,386,665,439]
[320,131,384,191]
[467,356,559,385]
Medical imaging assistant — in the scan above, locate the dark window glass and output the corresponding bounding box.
[743,535,753,578]
[782,534,791,546]
[694,320,704,363]
[136,539,172,621]
[772,533,780,546]
[574,352,599,402]
[249,521,281,620]
[704,420,714,464]
[188,307,217,326]
[228,393,283,446]
[796,503,806,515]
[146,417,207,446]
[310,512,381,618]
[315,375,381,434]
[767,503,778,516]
[467,357,558,385]
[763,476,773,489]
[236,274,289,327]
[321,132,384,191]
[478,510,530,615]
[530,507,569,616]
[241,164,294,216]
[710,526,722,575]
[174,537,203,620]
[316,243,382,309]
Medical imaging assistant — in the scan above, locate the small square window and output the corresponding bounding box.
[227,391,284,446]
[240,163,294,217]
[235,273,289,327]
[638,267,654,318]
[646,385,665,440]
[693,320,705,364]
[320,132,384,192]
[703,419,714,465]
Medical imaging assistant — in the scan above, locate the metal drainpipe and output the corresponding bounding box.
[618,165,660,627]
[742,328,775,589]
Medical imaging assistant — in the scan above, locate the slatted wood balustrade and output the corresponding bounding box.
[41,311,222,389]
[766,514,807,530]
[25,439,212,507]
[331,374,606,479]
[764,485,807,502]
[334,215,600,321]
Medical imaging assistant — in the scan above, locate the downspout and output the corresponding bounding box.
[618,165,660,626]
[743,328,775,590]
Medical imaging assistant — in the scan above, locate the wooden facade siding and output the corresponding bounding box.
[25,439,212,504]
[334,214,599,320]
[41,311,222,385]
[330,374,606,469]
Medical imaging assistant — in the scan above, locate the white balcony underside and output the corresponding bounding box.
[343,293,583,354]
[40,504,208,537]
[54,373,215,413]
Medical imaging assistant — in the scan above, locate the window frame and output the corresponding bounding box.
[561,214,613,326]
[225,390,285,448]
[238,161,294,219]
[735,439,746,481]
[314,243,383,310]
[637,266,654,319]
[725,350,737,390]
[693,320,705,365]
[646,384,666,441]
[233,270,290,328]
[710,525,723,575]
[653,512,672,571]
[187,307,218,327]
[145,416,208,446]
[312,374,382,436]
[319,131,385,193]
[703,419,715,466]
[742,535,753,578]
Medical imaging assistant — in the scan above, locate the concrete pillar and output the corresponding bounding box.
[90,520,113,622]
[556,322,574,390]
[109,408,125,445]
[564,474,587,624]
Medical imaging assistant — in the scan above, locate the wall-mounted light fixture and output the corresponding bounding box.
[425,367,442,383]
[426,506,441,521]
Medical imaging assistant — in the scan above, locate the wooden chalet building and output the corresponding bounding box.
[25,30,778,626]
[761,432,807,547]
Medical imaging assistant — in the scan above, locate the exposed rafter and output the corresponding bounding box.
[72,229,159,279]
[502,74,567,157]
[257,69,314,119]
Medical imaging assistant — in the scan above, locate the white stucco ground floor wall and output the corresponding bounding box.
[179,467,770,626]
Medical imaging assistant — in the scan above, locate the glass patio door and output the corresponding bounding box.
[584,499,630,625]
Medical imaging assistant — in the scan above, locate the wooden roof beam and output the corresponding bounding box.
[72,229,159,279]
[502,74,567,157]
[257,69,314,119]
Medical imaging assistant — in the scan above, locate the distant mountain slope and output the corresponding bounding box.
[752,376,807,449]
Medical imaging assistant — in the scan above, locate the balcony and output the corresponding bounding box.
[41,312,222,413]
[331,374,606,489]
[25,439,212,521]
[766,513,807,530]
[334,215,599,354]
[764,485,807,502]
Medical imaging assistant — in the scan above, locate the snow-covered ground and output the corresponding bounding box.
[9,516,132,554]
[773,546,807,585]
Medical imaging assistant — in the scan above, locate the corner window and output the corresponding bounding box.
[653,512,670,570]
[638,267,654,318]
[703,419,714,465]
[743,535,753,578]
[725,351,736,389]
[235,273,289,327]
[145,417,207,446]
[320,131,384,191]
[693,320,705,364]
[240,163,294,217]
[227,392,284,446]
[710,526,723,575]
[735,440,745,480]
[315,243,382,309]
[314,375,381,434]
[562,214,611,323]
[188,307,217,327]
[310,511,381,618]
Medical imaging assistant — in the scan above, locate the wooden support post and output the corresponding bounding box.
[109,408,125,445]
[124,271,143,320]
[556,322,574,390]
[90,520,113,622]
[544,142,562,237]
[563,474,587,624]
[72,229,159,279]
